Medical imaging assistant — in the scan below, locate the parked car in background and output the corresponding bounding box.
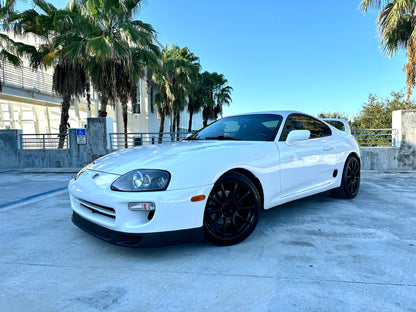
[69,111,361,247]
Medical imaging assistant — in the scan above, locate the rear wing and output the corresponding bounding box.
[321,118,351,135]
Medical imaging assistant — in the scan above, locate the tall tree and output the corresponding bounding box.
[152,45,199,142]
[15,0,159,148]
[15,0,90,148]
[171,46,199,139]
[352,91,416,129]
[214,85,233,119]
[202,72,232,127]
[0,0,38,91]
[114,47,155,147]
[360,0,416,104]
[77,0,160,117]
[187,71,212,132]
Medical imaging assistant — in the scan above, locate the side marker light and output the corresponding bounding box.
[190,195,206,202]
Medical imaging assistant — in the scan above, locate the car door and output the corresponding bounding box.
[277,113,337,198]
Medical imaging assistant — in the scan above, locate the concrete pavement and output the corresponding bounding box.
[0,171,415,312]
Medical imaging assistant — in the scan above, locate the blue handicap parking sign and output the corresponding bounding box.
[76,129,86,136]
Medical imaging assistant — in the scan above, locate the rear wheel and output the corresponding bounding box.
[203,172,261,246]
[334,155,360,199]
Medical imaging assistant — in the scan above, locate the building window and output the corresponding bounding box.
[134,86,141,114]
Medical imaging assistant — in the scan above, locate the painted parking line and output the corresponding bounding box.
[0,170,18,174]
[0,187,68,209]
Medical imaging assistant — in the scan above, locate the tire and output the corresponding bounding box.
[203,172,261,246]
[333,155,361,199]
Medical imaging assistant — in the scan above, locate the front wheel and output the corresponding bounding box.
[333,155,361,199]
[203,172,261,246]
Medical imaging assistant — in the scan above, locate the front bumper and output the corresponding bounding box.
[72,212,204,247]
[68,170,213,246]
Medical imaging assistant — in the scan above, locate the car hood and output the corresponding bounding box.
[88,140,278,190]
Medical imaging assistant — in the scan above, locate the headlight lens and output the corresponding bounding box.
[111,169,171,192]
[75,162,95,180]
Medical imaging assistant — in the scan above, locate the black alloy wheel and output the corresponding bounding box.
[203,172,261,246]
[335,155,361,199]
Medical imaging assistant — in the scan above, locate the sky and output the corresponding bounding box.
[18,0,410,119]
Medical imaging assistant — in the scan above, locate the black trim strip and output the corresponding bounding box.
[72,212,204,248]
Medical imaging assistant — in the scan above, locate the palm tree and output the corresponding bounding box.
[187,71,213,132]
[152,46,177,143]
[53,60,89,147]
[0,0,38,91]
[153,45,199,142]
[171,46,199,139]
[14,0,90,148]
[16,0,159,147]
[77,0,160,117]
[114,47,155,148]
[214,85,233,118]
[202,72,232,127]
[360,0,416,104]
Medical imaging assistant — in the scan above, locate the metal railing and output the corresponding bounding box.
[351,129,398,147]
[2,60,54,94]
[18,129,398,150]
[20,133,69,149]
[109,132,191,149]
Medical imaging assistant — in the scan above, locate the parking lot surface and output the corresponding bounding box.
[0,170,415,312]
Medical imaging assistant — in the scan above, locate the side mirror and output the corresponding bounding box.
[286,130,310,145]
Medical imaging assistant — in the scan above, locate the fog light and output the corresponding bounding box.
[129,202,156,211]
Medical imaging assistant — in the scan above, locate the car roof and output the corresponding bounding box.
[227,110,309,119]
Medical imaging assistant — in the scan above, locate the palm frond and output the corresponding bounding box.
[0,49,21,66]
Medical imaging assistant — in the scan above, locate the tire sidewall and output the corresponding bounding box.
[341,155,360,199]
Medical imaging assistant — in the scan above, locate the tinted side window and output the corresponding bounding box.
[280,114,332,141]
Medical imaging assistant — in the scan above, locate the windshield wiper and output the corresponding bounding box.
[205,135,241,141]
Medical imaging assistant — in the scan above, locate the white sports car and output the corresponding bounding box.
[69,111,361,247]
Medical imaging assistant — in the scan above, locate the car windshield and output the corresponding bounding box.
[186,114,283,141]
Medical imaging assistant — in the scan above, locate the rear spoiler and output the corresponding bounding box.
[321,118,351,135]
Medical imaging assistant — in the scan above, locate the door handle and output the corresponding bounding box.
[323,145,334,151]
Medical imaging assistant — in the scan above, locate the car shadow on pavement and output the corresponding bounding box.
[75,192,339,258]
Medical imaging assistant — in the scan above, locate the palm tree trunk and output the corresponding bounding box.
[99,93,108,117]
[172,110,177,134]
[176,111,180,141]
[406,37,416,107]
[158,113,165,144]
[58,95,71,149]
[203,106,208,127]
[122,100,128,148]
[86,92,91,116]
[188,107,193,132]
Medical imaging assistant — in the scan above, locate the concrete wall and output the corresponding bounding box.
[360,110,416,171]
[396,110,416,170]
[0,129,21,169]
[360,147,399,171]
[0,118,111,170]
[1,112,415,171]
